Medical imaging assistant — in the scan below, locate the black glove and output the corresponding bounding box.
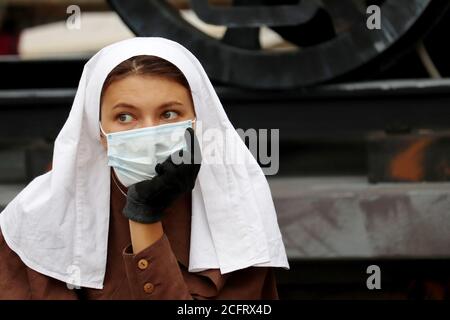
[123,127,202,224]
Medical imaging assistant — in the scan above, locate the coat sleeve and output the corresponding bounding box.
[122,232,280,300]
[0,230,31,299]
[122,233,193,299]
[0,229,79,300]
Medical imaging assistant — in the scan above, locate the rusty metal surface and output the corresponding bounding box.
[367,130,450,183]
[269,176,450,259]
[2,176,450,261]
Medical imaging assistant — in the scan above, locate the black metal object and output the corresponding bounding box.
[108,0,450,89]
[190,0,319,27]
[1,77,449,180]
[24,140,53,181]
[275,259,450,299]
[1,80,450,141]
[0,56,87,90]
[0,89,75,140]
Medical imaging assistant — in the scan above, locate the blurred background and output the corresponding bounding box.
[1,0,450,299]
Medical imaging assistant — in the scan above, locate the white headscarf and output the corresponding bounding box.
[0,37,289,289]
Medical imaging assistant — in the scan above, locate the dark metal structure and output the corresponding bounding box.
[2,80,450,142]
[108,0,450,89]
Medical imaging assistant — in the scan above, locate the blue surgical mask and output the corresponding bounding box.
[100,119,195,187]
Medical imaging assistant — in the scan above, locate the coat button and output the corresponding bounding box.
[137,259,149,270]
[143,282,154,294]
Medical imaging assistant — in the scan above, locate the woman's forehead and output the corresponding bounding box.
[103,75,192,104]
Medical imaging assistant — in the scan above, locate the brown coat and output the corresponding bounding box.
[0,173,279,300]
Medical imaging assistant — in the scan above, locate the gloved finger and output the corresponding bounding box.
[168,148,184,166]
[156,147,183,175]
[184,127,202,165]
[131,177,160,201]
[155,162,164,175]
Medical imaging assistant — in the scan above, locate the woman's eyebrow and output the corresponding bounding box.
[112,102,138,110]
[158,101,184,109]
[112,101,184,110]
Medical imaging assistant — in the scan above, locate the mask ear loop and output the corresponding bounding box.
[99,121,108,138]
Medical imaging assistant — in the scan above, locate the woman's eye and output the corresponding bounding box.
[162,110,178,120]
[117,114,134,123]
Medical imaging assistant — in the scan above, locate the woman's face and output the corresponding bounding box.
[100,74,196,149]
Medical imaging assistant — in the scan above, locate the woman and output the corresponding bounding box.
[0,37,289,299]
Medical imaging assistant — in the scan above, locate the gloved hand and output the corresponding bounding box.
[123,127,201,223]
